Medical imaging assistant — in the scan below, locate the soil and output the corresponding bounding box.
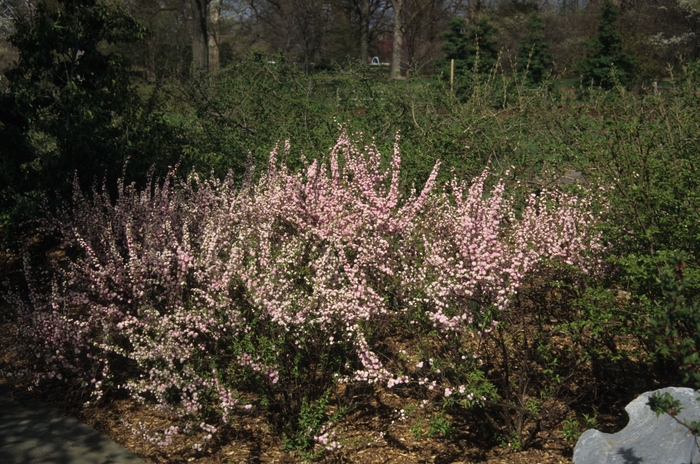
[0,311,657,464]
[0,377,572,464]
[72,391,572,464]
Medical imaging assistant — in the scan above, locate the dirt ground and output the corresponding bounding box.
[48,386,576,464]
[0,316,579,464]
[0,322,657,464]
[3,327,640,464]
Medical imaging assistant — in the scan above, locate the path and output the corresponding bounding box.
[0,386,147,464]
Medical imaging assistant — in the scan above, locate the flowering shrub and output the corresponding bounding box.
[5,130,603,454]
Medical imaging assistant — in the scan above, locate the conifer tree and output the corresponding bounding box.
[439,17,470,77]
[578,0,634,89]
[438,14,499,78]
[516,12,553,85]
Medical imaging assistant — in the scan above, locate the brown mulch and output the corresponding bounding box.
[66,390,574,464]
[0,316,574,464]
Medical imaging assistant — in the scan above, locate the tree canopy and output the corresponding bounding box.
[0,0,155,207]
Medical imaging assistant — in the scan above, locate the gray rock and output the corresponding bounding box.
[573,387,700,464]
[557,170,586,187]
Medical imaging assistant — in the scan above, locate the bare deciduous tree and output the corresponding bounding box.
[389,0,450,77]
[191,0,221,71]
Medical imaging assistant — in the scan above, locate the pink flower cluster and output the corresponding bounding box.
[399,170,605,335]
[6,130,603,447]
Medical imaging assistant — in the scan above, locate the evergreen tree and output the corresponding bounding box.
[578,0,634,89]
[439,17,471,77]
[438,14,499,78]
[515,12,553,85]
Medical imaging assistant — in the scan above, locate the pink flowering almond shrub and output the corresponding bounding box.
[7,173,249,435]
[404,173,605,334]
[5,130,604,454]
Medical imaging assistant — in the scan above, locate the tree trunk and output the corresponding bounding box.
[192,0,208,70]
[208,0,220,71]
[191,0,220,72]
[360,0,369,62]
[390,0,403,78]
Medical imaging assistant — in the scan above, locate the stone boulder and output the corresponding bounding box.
[573,387,700,464]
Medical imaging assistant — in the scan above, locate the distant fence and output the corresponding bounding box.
[651,81,675,95]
